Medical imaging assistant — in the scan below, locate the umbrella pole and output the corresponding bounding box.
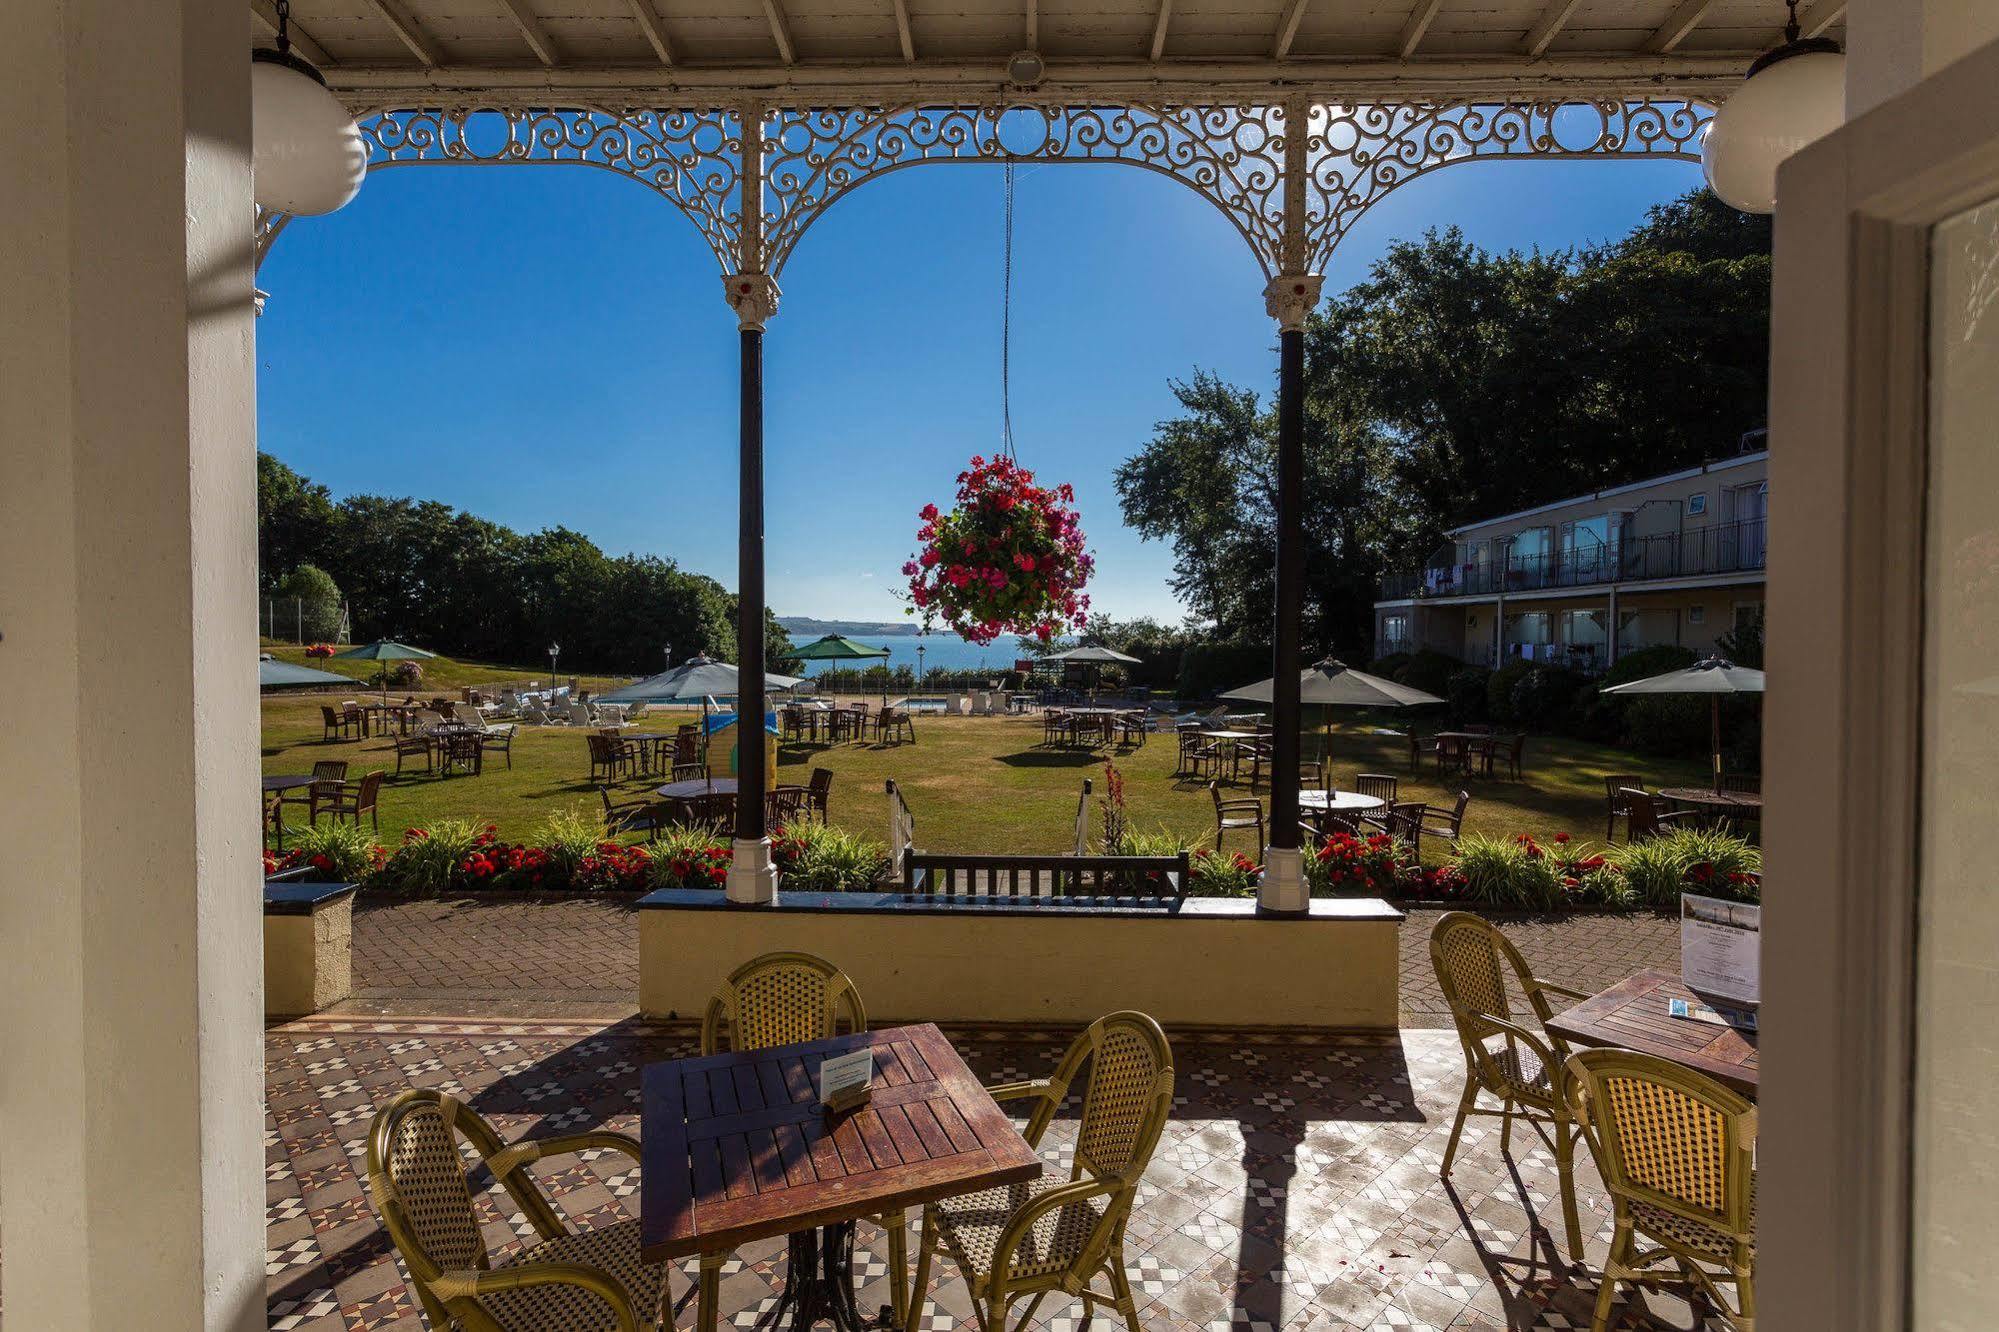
[1711,696,1723,793]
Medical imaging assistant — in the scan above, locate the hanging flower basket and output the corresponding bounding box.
[902,454,1092,646]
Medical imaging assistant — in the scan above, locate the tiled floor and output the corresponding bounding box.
[264,1016,1721,1332]
[351,899,1680,1027]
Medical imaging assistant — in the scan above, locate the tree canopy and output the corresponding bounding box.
[1115,189,1771,659]
[256,454,787,673]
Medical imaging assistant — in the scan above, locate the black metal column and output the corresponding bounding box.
[1267,326,1306,882]
[736,325,767,843]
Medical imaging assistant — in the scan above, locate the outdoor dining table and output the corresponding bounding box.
[262,774,316,851]
[1199,728,1266,780]
[639,1023,1041,1332]
[620,731,674,774]
[1300,790,1386,816]
[1546,967,1759,1099]
[655,776,739,801]
[1657,787,1764,818]
[360,701,421,735]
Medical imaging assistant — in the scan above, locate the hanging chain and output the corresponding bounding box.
[275,0,293,55]
[1000,161,1016,460]
[1781,0,1799,43]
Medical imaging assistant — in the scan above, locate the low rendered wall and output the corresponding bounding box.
[638,891,1402,1031]
[264,882,357,1018]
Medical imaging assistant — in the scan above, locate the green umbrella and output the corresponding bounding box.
[787,634,893,704]
[333,640,439,697]
[1599,656,1764,792]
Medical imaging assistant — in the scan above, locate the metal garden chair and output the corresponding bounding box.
[905,1012,1174,1332]
[1565,1048,1757,1331]
[1429,912,1589,1261]
[365,1088,669,1332]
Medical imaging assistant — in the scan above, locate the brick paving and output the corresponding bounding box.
[353,897,1680,1026]
[263,1014,1725,1332]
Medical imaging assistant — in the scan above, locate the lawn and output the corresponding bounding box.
[261,675,1715,860]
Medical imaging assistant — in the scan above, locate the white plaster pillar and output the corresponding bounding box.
[1846,0,1999,115]
[0,4,264,1329]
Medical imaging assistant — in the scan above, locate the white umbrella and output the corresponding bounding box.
[1599,655,1764,791]
[596,654,803,735]
[1046,644,1142,697]
[1223,658,1445,763]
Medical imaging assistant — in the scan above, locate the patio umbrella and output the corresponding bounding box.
[787,634,892,705]
[1598,655,1764,792]
[258,656,352,689]
[596,654,804,732]
[332,639,439,697]
[1046,644,1142,698]
[1222,658,1446,762]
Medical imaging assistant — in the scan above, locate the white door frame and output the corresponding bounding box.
[1762,34,1999,1331]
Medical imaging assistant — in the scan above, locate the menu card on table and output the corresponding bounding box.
[817,1048,875,1114]
[1680,893,1760,1007]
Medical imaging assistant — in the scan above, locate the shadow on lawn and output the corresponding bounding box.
[994,749,1118,768]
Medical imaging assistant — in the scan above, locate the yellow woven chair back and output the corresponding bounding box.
[1430,911,1520,1031]
[702,951,868,1054]
[1565,1048,1757,1240]
[1022,1012,1175,1186]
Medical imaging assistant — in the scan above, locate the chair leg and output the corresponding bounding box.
[1441,1080,1478,1175]
[903,1208,937,1332]
[1591,1222,1632,1332]
[1107,1254,1143,1332]
[883,1209,909,1325]
[1499,1101,1515,1155]
[698,1252,724,1332]
[1555,1117,1585,1263]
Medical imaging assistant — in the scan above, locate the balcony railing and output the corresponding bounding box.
[1379,517,1767,601]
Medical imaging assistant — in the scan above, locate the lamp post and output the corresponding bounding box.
[663,645,674,672]
[548,643,560,690]
[917,640,927,692]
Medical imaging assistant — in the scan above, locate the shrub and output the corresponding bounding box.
[1600,644,1698,688]
[1485,660,1537,725]
[1368,652,1412,680]
[272,821,381,882]
[1454,832,1564,909]
[1399,650,1461,699]
[534,807,603,884]
[647,828,733,890]
[1307,830,1410,898]
[273,563,343,641]
[1611,827,1761,907]
[1510,665,1587,731]
[388,660,424,688]
[572,840,652,892]
[773,821,890,892]
[1446,668,1492,725]
[373,819,490,896]
[1188,847,1260,896]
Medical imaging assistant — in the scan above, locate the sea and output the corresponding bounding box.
[788,632,1061,678]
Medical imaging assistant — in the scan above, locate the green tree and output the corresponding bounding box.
[256,453,335,591]
[271,563,343,641]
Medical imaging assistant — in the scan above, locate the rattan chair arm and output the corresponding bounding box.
[1465,1013,1564,1102]
[1528,980,1589,1003]
[987,1079,1060,1105]
[486,1130,643,1182]
[988,1176,1122,1287]
[432,1262,643,1332]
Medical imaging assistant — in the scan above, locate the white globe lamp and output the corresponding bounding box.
[252,5,365,217]
[1700,1,1844,215]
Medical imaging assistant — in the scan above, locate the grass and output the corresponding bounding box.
[261,673,1714,859]
[262,642,638,694]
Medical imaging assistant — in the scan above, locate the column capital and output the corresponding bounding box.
[723,272,780,331]
[1263,273,1323,333]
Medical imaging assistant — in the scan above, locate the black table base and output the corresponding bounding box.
[752,1222,895,1332]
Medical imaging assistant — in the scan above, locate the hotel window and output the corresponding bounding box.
[1561,608,1608,649]
[1562,516,1616,584]
[1509,527,1553,583]
[1381,615,1409,652]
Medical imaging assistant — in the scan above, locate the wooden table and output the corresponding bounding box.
[641,1024,1040,1330]
[262,775,316,851]
[1657,787,1764,818]
[1547,968,1758,1098]
[620,731,673,774]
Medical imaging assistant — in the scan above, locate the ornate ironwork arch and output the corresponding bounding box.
[283,96,1711,287]
[353,103,747,272]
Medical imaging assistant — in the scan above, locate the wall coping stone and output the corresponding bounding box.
[637,887,1402,922]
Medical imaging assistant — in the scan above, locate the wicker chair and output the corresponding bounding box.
[587,732,630,785]
[803,767,834,822]
[392,732,433,776]
[1603,775,1645,842]
[906,1012,1174,1332]
[483,723,516,769]
[1210,781,1264,855]
[1420,790,1472,849]
[1564,1049,1757,1332]
[311,770,384,831]
[320,704,358,742]
[695,954,908,1330]
[1429,912,1589,1260]
[365,1089,669,1332]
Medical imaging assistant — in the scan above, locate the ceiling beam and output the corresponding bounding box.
[624,0,674,65]
[1025,0,1038,49]
[1644,0,1719,54]
[250,0,334,66]
[1796,0,1846,38]
[1396,0,1443,59]
[1271,0,1310,59]
[1521,0,1582,58]
[892,0,916,62]
[1150,0,1173,61]
[366,0,444,67]
[762,0,796,64]
[496,0,559,66]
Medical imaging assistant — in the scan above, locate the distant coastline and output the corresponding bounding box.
[777,617,924,638]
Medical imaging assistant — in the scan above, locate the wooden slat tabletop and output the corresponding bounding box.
[640,1024,1042,1262]
[1546,968,1758,1098]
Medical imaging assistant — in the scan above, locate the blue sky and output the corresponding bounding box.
[255,152,1705,623]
